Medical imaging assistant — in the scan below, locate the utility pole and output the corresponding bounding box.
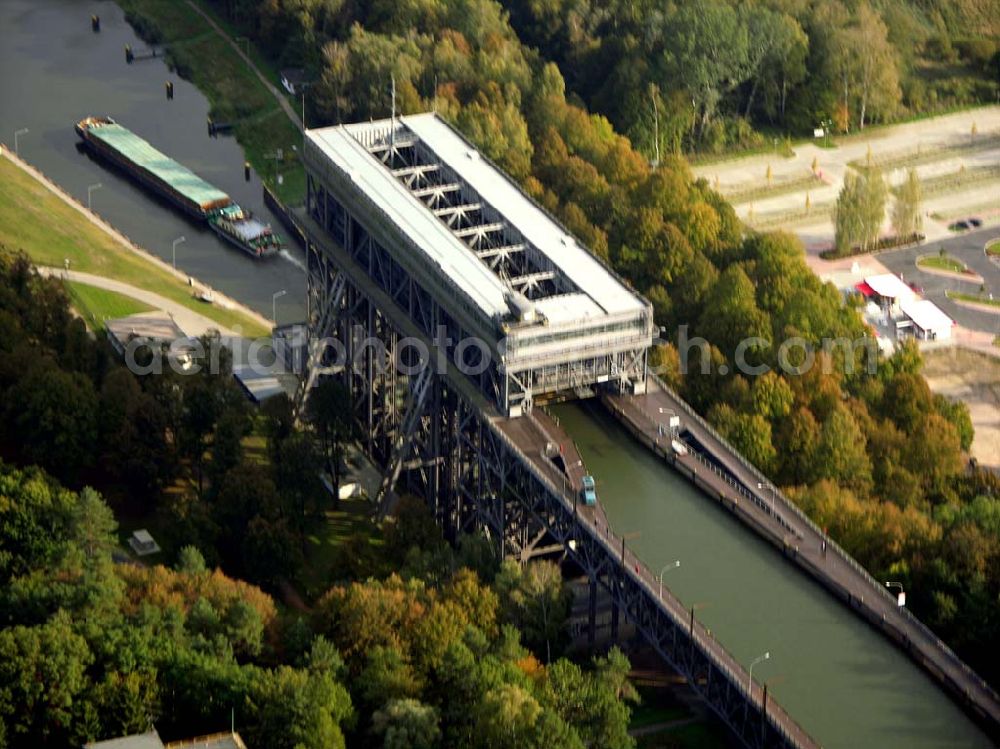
[389,74,397,161]
[650,86,660,166]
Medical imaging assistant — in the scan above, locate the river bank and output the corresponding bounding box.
[0,0,306,321]
[0,146,271,337]
[113,0,305,205]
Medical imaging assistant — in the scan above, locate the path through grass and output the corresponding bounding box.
[65,280,154,330]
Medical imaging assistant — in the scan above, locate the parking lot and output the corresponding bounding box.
[695,106,1000,252]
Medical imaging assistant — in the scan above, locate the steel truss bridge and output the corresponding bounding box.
[290,205,815,749]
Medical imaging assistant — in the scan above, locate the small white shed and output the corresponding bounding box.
[899,299,953,341]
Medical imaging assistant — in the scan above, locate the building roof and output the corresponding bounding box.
[85,730,247,749]
[864,273,914,300]
[106,311,186,346]
[305,113,645,324]
[132,529,155,544]
[88,122,231,211]
[164,734,246,749]
[85,729,164,749]
[900,298,953,331]
[307,124,511,320]
[855,281,875,297]
[399,113,644,317]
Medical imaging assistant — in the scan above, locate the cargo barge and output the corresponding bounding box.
[76,116,281,258]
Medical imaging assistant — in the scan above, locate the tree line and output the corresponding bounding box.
[505,0,999,154]
[0,459,638,748]
[0,247,639,747]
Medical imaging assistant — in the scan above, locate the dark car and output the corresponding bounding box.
[969,217,983,228]
[949,220,971,232]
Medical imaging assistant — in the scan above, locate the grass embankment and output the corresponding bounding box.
[917,253,967,273]
[987,240,1000,257]
[0,156,268,336]
[947,290,1000,308]
[65,281,154,330]
[850,133,1000,173]
[115,0,305,205]
[719,172,825,205]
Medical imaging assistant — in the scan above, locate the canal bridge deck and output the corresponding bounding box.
[491,402,818,748]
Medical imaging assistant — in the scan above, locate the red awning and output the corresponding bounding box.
[855,281,875,297]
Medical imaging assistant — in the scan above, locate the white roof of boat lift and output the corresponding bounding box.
[306,113,645,322]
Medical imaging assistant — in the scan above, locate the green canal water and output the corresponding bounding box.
[556,401,992,749]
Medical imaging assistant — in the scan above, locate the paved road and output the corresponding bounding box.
[877,227,1000,335]
[610,377,1000,734]
[38,267,242,337]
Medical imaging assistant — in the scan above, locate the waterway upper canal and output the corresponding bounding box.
[556,401,992,749]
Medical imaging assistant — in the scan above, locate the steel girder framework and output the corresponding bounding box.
[306,174,513,412]
[304,167,650,417]
[459,418,809,749]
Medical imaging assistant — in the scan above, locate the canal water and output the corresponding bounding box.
[556,401,991,748]
[0,0,305,321]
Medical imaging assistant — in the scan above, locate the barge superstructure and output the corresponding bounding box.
[76,116,281,258]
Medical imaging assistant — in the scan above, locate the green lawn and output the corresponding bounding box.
[0,156,268,336]
[115,0,305,205]
[947,290,1000,308]
[636,719,730,749]
[986,240,1000,258]
[299,495,383,600]
[917,254,967,274]
[65,280,154,330]
[629,686,692,729]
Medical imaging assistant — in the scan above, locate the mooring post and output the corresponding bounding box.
[91,15,100,32]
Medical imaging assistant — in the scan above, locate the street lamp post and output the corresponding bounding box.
[748,651,771,693]
[87,182,102,211]
[14,128,28,156]
[272,289,287,325]
[171,236,186,270]
[621,530,640,564]
[885,581,906,607]
[657,560,681,598]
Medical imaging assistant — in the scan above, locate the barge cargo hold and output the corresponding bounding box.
[76,116,281,258]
